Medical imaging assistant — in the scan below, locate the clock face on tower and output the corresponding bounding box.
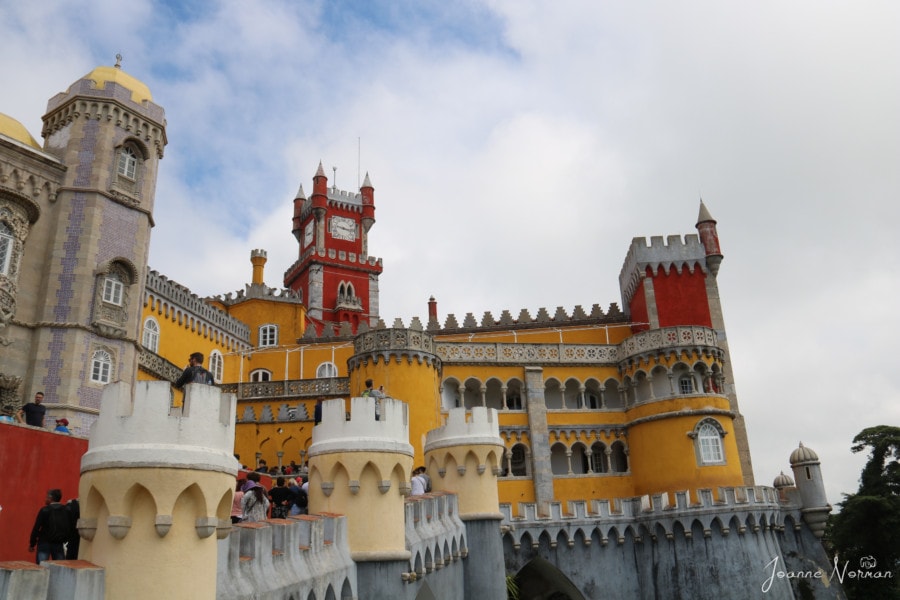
[304,221,314,247]
[330,216,357,241]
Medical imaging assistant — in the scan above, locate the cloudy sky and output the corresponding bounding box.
[2,1,898,507]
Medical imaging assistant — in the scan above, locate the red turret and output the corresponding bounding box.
[311,161,328,214]
[696,201,723,276]
[360,172,375,232]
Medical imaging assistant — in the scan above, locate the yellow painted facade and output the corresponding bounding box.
[140,186,750,520]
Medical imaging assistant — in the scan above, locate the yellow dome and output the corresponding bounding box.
[83,65,153,104]
[0,113,42,150]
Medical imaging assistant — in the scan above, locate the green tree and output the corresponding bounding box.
[827,425,900,599]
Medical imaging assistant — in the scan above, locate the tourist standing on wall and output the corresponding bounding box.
[17,392,46,427]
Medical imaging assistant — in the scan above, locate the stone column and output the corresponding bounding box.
[524,366,553,515]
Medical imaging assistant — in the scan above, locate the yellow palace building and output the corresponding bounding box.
[139,161,751,514]
[0,54,749,515]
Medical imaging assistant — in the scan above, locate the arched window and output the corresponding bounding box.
[91,350,113,384]
[117,146,137,179]
[142,317,160,352]
[590,442,608,473]
[689,418,727,465]
[258,324,278,347]
[698,422,725,464]
[250,369,271,382]
[550,442,569,475]
[510,444,528,476]
[209,350,223,383]
[316,362,338,378]
[679,375,694,395]
[102,272,124,305]
[0,222,13,275]
[609,441,628,473]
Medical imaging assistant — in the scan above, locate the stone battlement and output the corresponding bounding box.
[501,486,795,546]
[403,492,467,582]
[145,269,251,343]
[618,234,708,308]
[80,381,239,475]
[425,407,501,452]
[216,514,356,599]
[308,397,413,458]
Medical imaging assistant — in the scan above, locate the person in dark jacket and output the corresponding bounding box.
[173,352,215,389]
[29,489,73,564]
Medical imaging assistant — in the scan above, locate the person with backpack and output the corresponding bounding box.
[173,352,215,389]
[28,488,74,564]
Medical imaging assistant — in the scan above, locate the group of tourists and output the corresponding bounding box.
[231,474,309,523]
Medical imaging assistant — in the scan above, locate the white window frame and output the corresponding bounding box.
[0,222,13,275]
[142,317,160,352]
[691,419,727,465]
[102,274,124,305]
[258,324,278,347]
[679,375,694,395]
[209,350,223,383]
[250,369,271,382]
[91,350,113,384]
[316,361,338,378]
[117,146,137,180]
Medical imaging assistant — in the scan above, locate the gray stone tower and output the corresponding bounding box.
[1,60,166,433]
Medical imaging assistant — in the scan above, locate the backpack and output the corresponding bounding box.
[45,504,73,544]
[422,473,432,493]
[295,488,308,509]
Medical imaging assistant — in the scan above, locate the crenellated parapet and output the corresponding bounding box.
[81,381,238,473]
[618,234,707,309]
[217,514,356,600]
[502,486,792,549]
[427,303,626,333]
[144,269,250,351]
[402,492,468,583]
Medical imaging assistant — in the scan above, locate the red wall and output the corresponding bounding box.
[651,264,712,327]
[0,422,87,561]
[629,277,650,332]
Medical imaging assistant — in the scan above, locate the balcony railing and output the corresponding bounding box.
[219,377,350,400]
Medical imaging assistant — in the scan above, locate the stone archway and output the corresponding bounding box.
[515,555,586,600]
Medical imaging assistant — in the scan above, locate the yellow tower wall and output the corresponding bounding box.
[424,407,505,519]
[626,396,743,497]
[308,396,413,561]
[349,328,441,465]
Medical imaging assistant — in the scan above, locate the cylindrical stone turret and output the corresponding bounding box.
[789,441,831,538]
[424,407,506,600]
[78,381,239,600]
[308,396,413,562]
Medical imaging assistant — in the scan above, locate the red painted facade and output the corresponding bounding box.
[0,423,87,561]
[649,264,712,327]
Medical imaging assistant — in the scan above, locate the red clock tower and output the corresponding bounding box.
[285,162,383,334]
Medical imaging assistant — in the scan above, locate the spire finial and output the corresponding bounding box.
[115,53,123,69]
